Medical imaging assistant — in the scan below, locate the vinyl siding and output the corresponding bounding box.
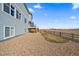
[0,4,2,11]
[0,24,3,40]
[0,3,30,40]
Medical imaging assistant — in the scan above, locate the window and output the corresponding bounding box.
[5,27,10,37]
[29,21,31,24]
[11,27,15,36]
[24,18,27,23]
[3,3,22,20]
[11,5,15,16]
[4,3,10,14]
[16,10,21,20]
[19,13,21,19]
[4,26,15,38]
[16,10,18,18]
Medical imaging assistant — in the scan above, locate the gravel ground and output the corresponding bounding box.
[0,32,79,56]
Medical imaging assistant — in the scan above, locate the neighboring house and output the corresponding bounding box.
[0,3,33,40]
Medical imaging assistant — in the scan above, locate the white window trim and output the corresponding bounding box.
[2,4,13,16]
[16,9,21,20]
[10,26,15,37]
[11,4,15,16]
[3,26,15,39]
[2,3,3,11]
[14,7,16,18]
[15,4,29,21]
[3,26,10,39]
[2,3,28,22]
[2,3,17,20]
[3,3,10,14]
[10,3,11,15]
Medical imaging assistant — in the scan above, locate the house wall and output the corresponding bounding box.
[0,3,31,40]
[0,24,3,40]
[0,4,2,11]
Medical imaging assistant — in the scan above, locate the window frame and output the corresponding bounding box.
[16,10,21,20]
[3,26,15,39]
[3,3,10,14]
[5,27,10,37]
[24,18,27,23]
[11,5,15,16]
[3,3,22,20]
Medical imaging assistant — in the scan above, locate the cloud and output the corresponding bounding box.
[33,4,42,9]
[72,3,79,9]
[70,16,77,20]
[28,8,35,13]
[44,13,48,16]
[69,16,77,23]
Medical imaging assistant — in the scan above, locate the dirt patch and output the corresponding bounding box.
[0,32,79,56]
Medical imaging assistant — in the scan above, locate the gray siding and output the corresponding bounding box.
[0,3,31,40]
[0,4,2,11]
[0,24,3,40]
[0,11,28,35]
[0,11,28,40]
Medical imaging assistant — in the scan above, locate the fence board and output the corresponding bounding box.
[46,30,79,41]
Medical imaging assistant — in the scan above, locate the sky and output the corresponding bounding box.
[27,3,79,29]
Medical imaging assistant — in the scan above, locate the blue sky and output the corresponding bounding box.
[27,3,79,29]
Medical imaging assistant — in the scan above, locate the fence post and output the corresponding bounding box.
[72,33,74,40]
[59,32,62,37]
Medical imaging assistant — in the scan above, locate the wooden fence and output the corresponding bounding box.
[45,30,79,41]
